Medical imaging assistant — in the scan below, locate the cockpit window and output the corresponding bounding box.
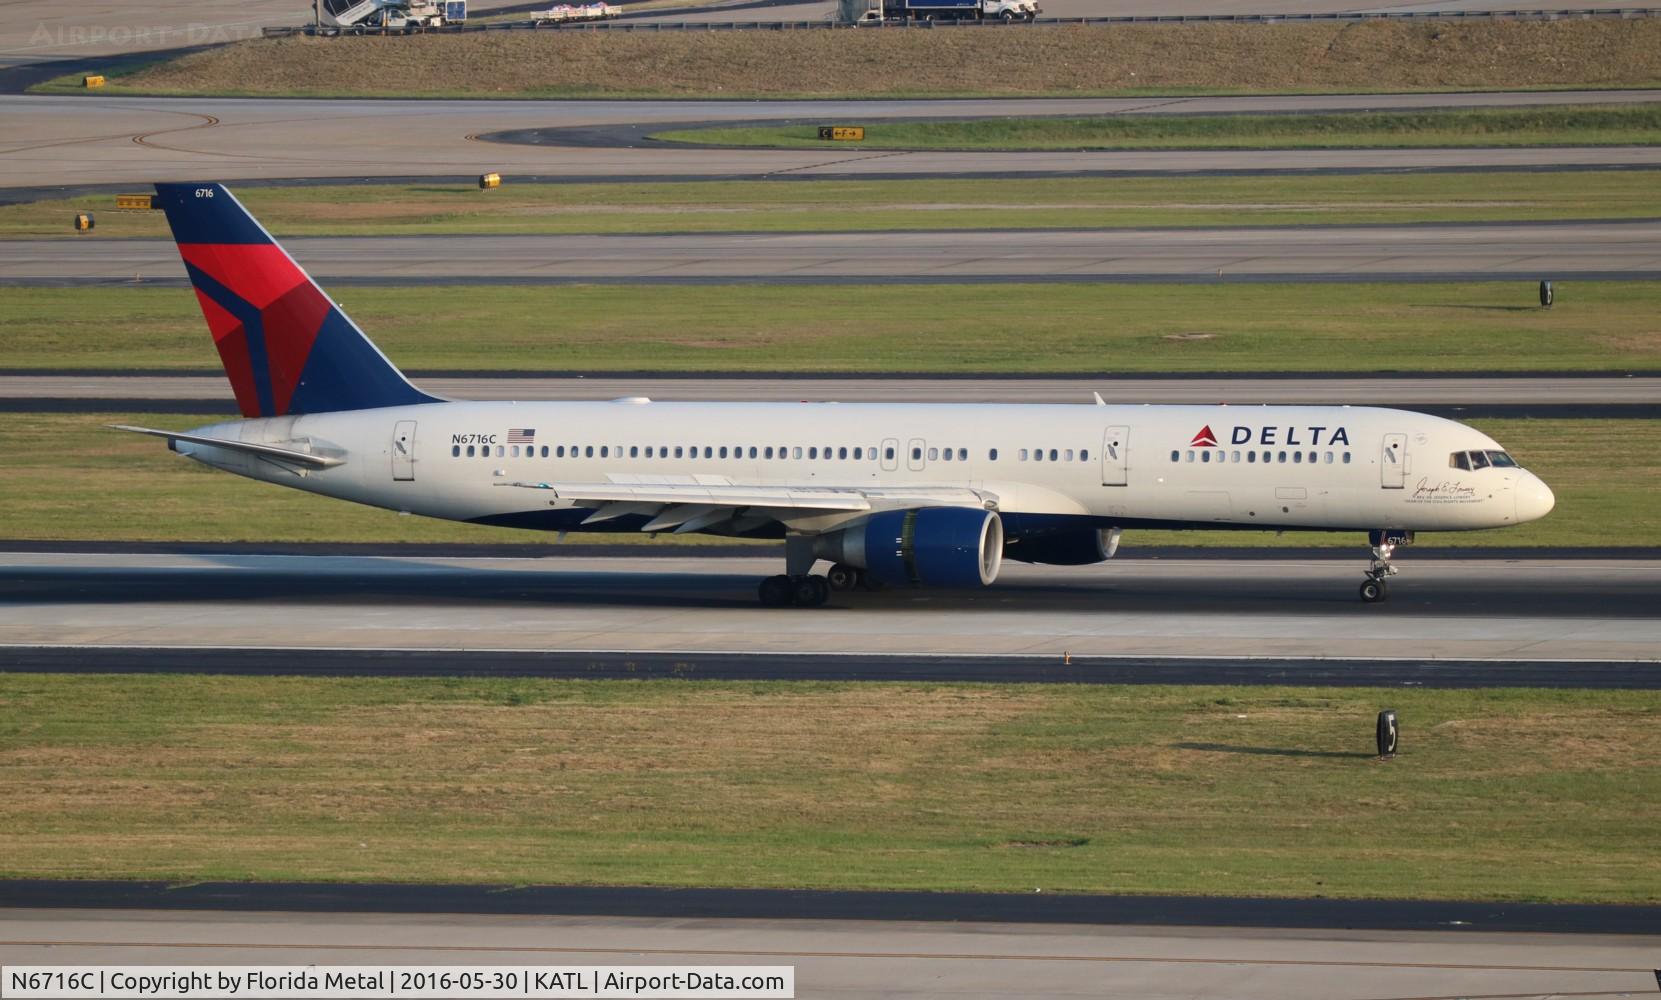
[1450,449,1521,471]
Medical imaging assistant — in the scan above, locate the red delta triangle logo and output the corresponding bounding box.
[1190,425,1219,448]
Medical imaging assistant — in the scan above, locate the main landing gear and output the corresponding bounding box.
[1360,529,1412,603]
[758,574,829,608]
[759,535,831,608]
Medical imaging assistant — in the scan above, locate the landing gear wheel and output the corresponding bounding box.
[826,563,861,592]
[1359,578,1387,604]
[792,575,830,608]
[759,575,793,608]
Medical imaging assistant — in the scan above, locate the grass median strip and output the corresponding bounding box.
[1,675,1656,901]
[1,413,1652,547]
[6,282,1660,372]
[5,173,1659,239]
[656,105,1661,151]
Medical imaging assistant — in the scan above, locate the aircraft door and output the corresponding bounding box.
[1101,424,1129,487]
[881,437,899,472]
[392,420,417,481]
[1381,433,1407,489]
[906,438,926,472]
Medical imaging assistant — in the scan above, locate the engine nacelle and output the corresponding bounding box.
[1003,525,1121,566]
[815,508,1003,587]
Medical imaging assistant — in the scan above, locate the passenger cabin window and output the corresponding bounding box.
[991,448,999,461]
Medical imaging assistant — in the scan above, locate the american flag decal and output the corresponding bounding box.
[508,428,536,444]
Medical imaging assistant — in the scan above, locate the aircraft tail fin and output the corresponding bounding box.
[153,182,438,418]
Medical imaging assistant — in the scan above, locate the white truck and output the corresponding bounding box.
[856,0,1038,21]
[317,0,455,33]
[531,2,621,23]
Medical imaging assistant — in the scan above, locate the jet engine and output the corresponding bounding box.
[1003,526,1121,566]
[815,508,1003,587]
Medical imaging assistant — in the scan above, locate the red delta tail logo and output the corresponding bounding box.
[1190,425,1219,448]
[179,243,330,418]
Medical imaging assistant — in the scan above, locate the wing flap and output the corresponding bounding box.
[497,480,994,515]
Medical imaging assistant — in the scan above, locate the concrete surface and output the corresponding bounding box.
[4,374,1657,405]
[4,92,1661,189]
[2,908,1657,1000]
[7,221,1660,284]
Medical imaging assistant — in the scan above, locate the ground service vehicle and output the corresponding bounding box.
[318,0,451,32]
[856,0,1038,22]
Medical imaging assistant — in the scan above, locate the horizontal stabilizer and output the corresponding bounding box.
[110,425,345,468]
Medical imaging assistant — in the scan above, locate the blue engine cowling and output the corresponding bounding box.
[1003,526,1121,566]
[815,507,1003,587]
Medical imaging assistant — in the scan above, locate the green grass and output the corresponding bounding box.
[1,413,1653,547]
[1,675,1656,901]
[656,105,1661,151]
[8,172,1659,239]
[5,282,1660,373]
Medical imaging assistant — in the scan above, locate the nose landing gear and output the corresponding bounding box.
[1360,529,1413,603]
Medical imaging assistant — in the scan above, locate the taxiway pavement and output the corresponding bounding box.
[5,91,1661,189]
[3,552,1658,663]
[7,221,1661,285]
[6,373,1657,406]
[2,906,1657,1000]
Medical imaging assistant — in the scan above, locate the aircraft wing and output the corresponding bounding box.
[497,478,995,533]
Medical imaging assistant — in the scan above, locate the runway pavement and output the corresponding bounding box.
[4,91,1661,189]
[8,220,1661,285]
[5,906,1657,1000]
[3,552,1658,663]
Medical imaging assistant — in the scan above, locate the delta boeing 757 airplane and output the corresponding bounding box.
[118,183,1556,606]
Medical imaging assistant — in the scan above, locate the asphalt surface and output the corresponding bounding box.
[4,880,1659,933]
[4,552,1658,662]
[5,905,1658,1000]
[7,645,1659,687]
[8,220,1661,285]
[5,92,1661,189]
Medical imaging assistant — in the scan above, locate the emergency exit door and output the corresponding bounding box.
[392,420,417,481]
[1100,425,1129,486]
[1381,433,1406,489]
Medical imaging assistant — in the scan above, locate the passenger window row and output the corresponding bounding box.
[1171,449,1351,465]
[449,442,1086,465]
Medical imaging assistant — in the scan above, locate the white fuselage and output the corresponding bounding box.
[172,399,1555,538]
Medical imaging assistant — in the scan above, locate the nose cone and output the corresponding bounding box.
[1516,471,1556,523]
